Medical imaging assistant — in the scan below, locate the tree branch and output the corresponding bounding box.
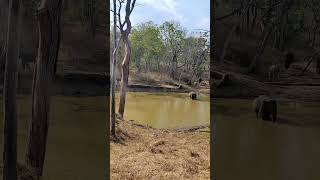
[129,0,137,15]
[117,0,124,30]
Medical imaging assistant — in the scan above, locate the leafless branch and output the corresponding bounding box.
[129,0,137,15]
[117,0,124,30]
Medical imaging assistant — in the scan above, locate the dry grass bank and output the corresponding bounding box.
[110,120,210,180]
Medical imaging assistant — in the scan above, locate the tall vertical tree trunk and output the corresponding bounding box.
[246,6,250,30]
[111,0,117,136]
[251,6,257,31]
[170,53,177,79]
[0,0,9,73]
[118,35,131,118]
[311,25,318,48]
[3,0,21,179]
[211,0,216,179]
[117,0,135,118]
[25,0,62,177]
[277,2,288,52]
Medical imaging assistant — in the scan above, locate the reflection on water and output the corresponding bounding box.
[0,96,107,180]
[215,98,320,180]
[116,92,210,129]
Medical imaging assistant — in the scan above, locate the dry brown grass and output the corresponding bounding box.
[110,120,210,180]
[129,70,177,86]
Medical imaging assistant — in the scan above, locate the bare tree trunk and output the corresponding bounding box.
[25,0,62,177]
[311,25,318,48]
[118,35,131,118]
[171,54,177,79]
[111,0,117,137]
[248,24,274,73]
[0,0,8,75]
[117,0,136,118]
[278,2,288,52]
[211,0,216,178]
[3,0,21,179]
[220,24,238,61]
[251,5,257,31]
[246,5,250,30]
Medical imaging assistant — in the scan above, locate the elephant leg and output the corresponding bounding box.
[262,115,269,121]
[263,113,270,121]
[255,109,259,119]
[272,115,277,123]
[273,103,277,123]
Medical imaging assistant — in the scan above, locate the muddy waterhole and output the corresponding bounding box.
[115,92,210,129]
[215,98,320,180]
[0,96,106,180]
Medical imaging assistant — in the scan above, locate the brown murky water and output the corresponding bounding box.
[0,96,107,180]
[215,98,320,180]
[116,92,210,129]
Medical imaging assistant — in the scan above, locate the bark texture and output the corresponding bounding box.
[111,0,117,136]
[117,0,136,118]
[25,0,62,177]
[3,0,22,179]
[118,35,131,117]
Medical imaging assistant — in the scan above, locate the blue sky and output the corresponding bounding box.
[111,0,210,32]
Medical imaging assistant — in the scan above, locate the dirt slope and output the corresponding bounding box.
[110,120,210,180]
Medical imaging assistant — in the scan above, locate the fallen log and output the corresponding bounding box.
[212,70,230,87]
[212,70,228,79]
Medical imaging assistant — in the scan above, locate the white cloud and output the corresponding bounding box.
[196,17,210,30]
[138,0,184,22]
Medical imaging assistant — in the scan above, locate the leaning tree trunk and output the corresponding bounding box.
[111,0,118,136]
[311,24,318,48]
[248,24,274,73]
[116,0,136,119]
[299,51,320,76]
[25,0,62,178]
[3,0,21,180]
[118,35,131,118]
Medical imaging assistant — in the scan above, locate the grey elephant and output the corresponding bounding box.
[189,91,197,100]
[253,95,277,123]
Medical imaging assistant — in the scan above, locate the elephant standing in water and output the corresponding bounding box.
[189,91,197,100]
[253,95,277,123]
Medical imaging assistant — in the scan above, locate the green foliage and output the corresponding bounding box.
[131,22,164,71]
[160,21,185,55]
[129,20,209,82]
